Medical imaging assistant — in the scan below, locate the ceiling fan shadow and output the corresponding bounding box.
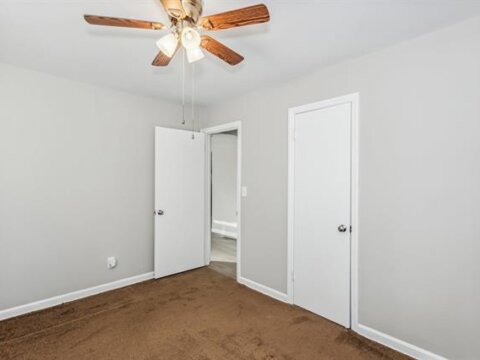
[84,28,161,40]
[208,23,271,40]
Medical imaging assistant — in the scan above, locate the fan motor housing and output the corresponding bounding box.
[161,0,203,24]
[182,0,203,24]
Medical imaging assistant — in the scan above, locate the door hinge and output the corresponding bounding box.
[291,271,295,282]
[350,226,353,233]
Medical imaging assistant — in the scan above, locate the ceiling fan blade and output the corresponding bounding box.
[152,45,180,66]
[199,4,270,31]
[201,35,244,66]
[84,15,165,30]
[160,0,186,19]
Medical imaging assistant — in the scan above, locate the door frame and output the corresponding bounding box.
[201,121,242,281]
[287,93,359,329]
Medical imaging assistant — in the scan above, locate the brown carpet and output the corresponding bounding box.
[0,267,410,360]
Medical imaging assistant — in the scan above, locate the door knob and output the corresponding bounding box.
[338,224,347,233]
[157,210,164,216]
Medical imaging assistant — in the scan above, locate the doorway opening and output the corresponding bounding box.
[202,122,242,281]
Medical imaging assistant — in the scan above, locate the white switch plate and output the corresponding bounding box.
[241,186,248,197]
[107,257,117,269]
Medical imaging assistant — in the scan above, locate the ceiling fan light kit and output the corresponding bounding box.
[156,33,178,58]
[186,46,205,63]
[83,1,270,67]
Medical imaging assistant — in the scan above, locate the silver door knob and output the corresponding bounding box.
[157,210,164,215]
[338,225,347,232]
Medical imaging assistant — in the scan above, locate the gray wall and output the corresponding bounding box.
[211,133,238,237]
[200,17,480,359]
[0,62,201,310]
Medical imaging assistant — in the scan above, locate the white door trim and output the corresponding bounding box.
[201,121,242,281]
[287,93,359,329]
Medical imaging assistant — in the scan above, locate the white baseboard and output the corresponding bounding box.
[0,272,154,321]
[238,276,288,303]
[354,323,446,360]
[211,228,238,239]
[212,220,237,228]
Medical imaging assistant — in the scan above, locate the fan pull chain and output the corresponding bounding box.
[191,62,195,139]
[181,48,186,125]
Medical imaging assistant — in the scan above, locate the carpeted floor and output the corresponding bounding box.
[0,267,410,360]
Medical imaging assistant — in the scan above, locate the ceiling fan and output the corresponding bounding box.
[84,1,270,67]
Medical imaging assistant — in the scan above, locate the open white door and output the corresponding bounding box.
[154,127,206,278]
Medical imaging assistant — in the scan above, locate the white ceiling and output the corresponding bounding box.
[1,0,480,105]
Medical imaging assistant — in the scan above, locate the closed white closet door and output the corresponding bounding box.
[293,102,352,327]
[154,127,205,278]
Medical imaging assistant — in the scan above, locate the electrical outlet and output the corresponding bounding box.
[107,257,117,269]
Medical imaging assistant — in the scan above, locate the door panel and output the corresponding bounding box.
[154,127,205,278]
[293,103,352,327]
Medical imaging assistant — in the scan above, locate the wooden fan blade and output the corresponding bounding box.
[84,15,165,30]
[201,35,244,66]
[199,4,270,31]
[160,0,186,19]
[152,45,180,66]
